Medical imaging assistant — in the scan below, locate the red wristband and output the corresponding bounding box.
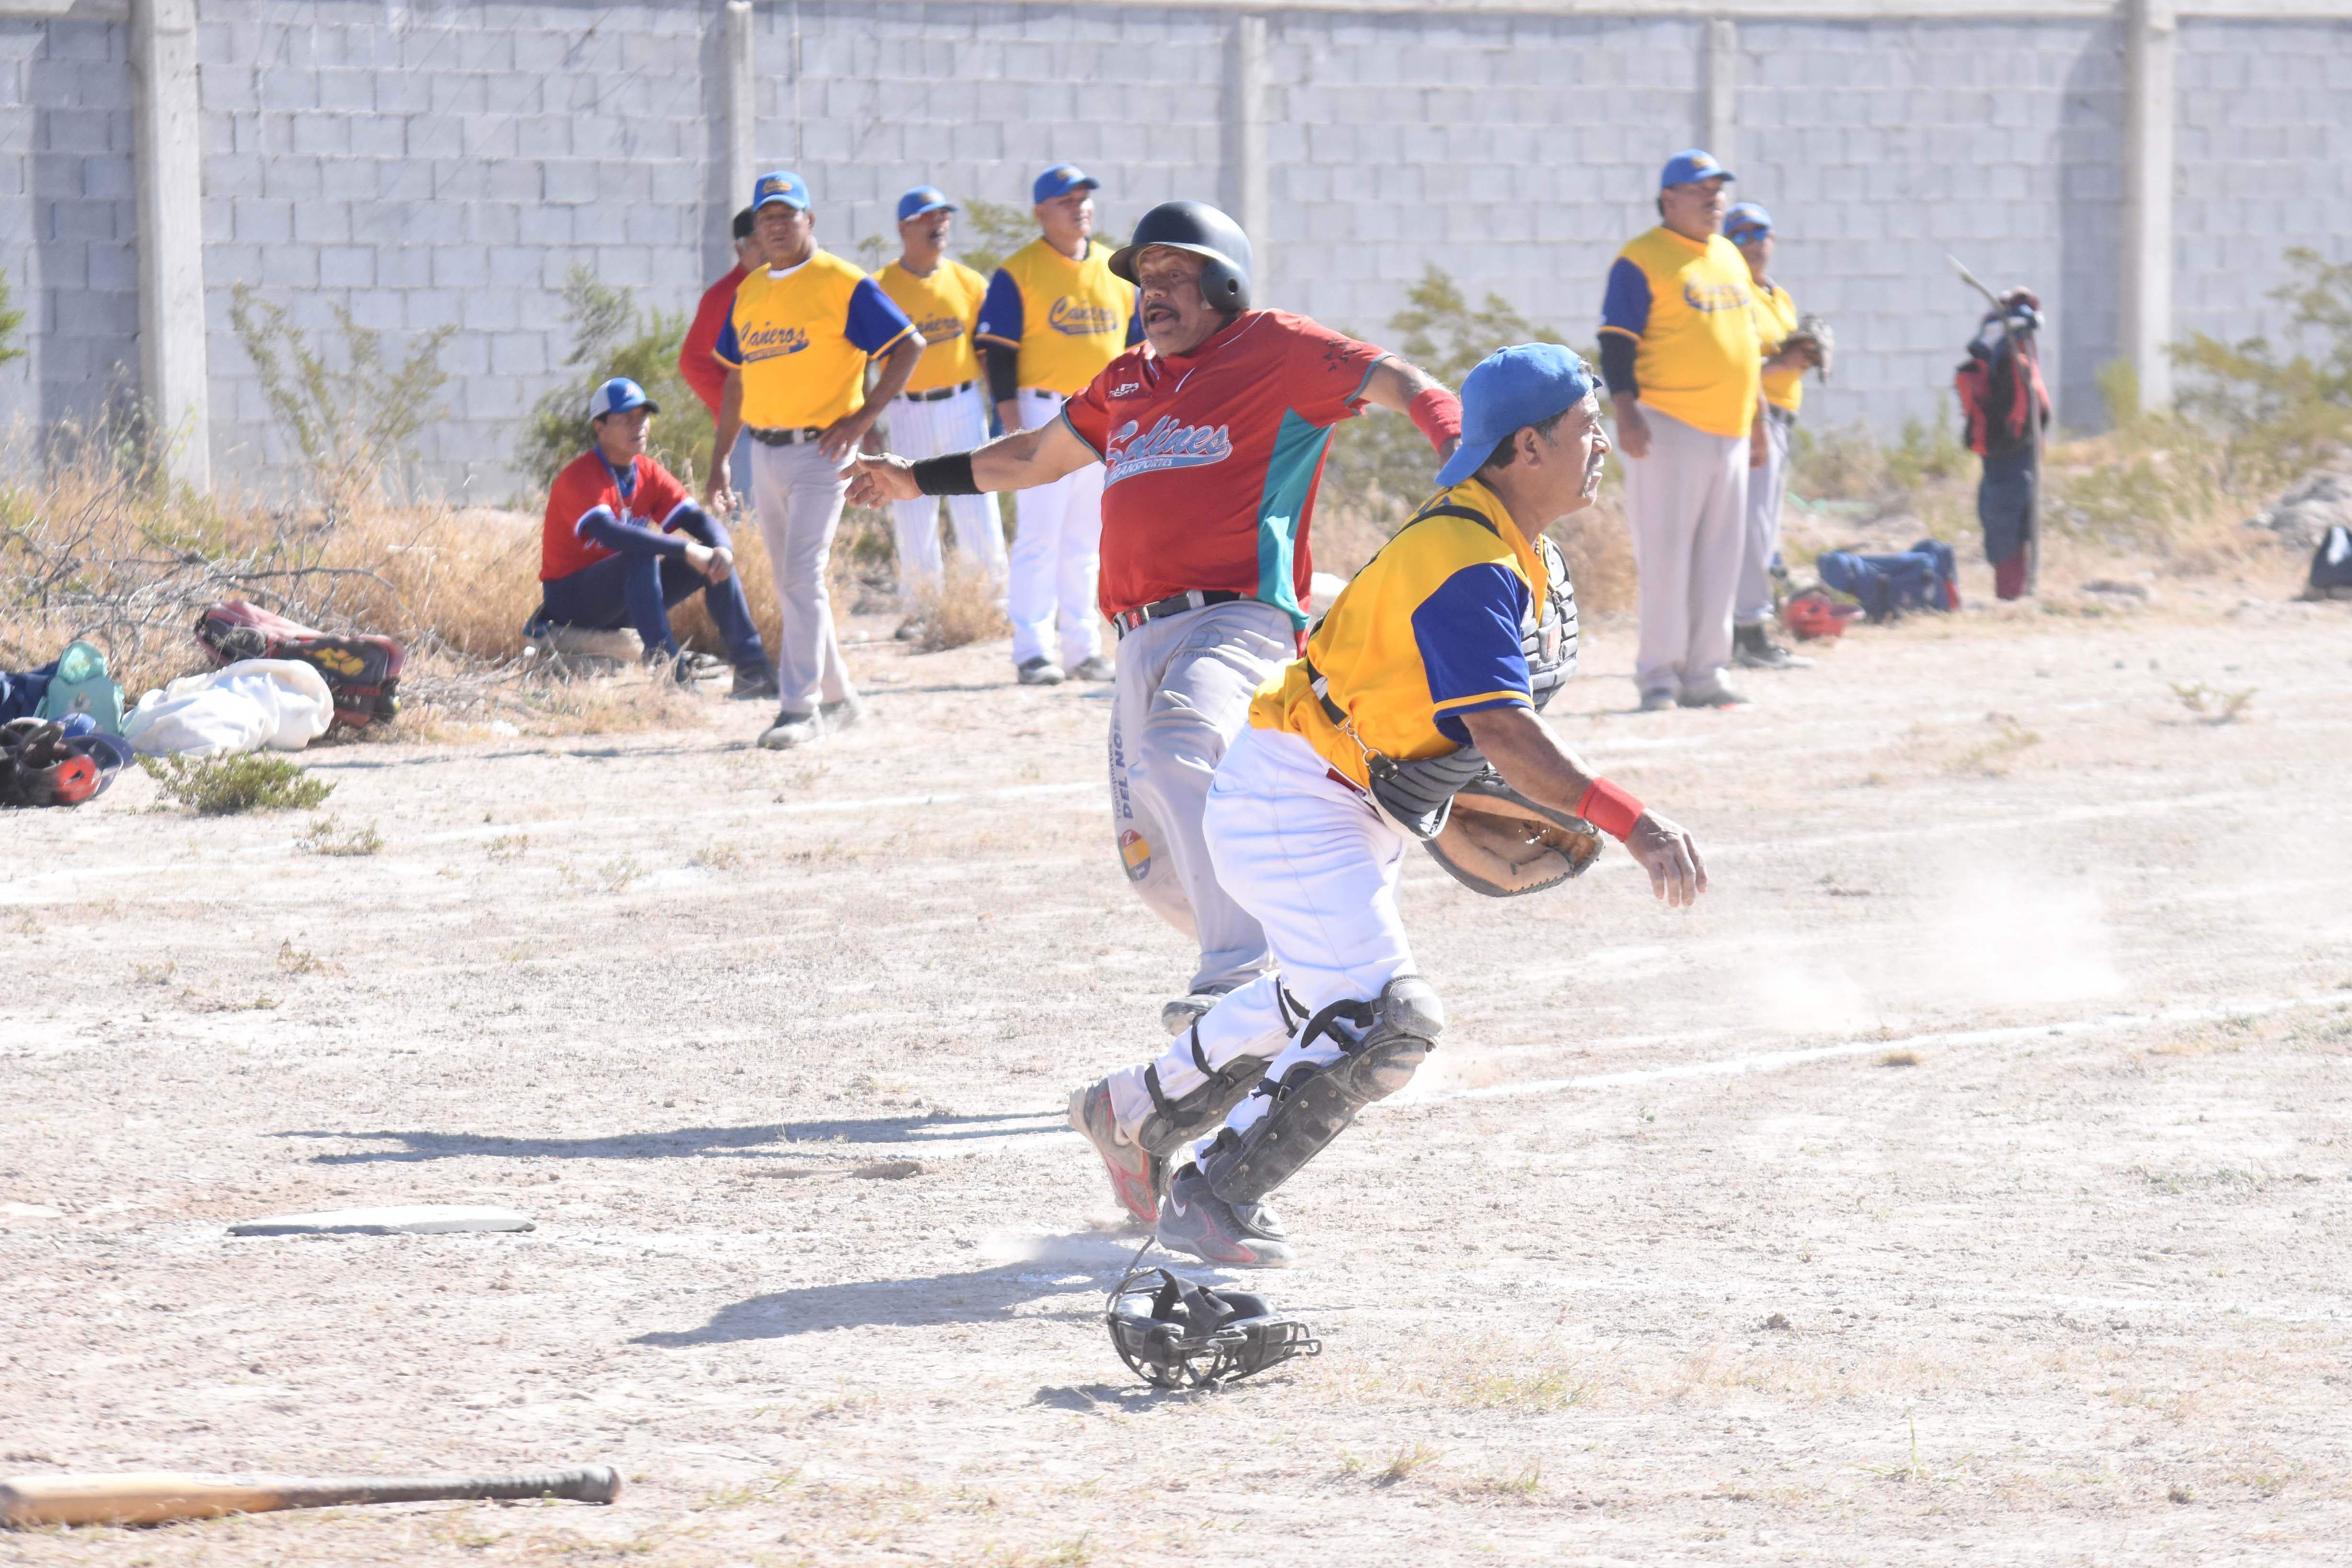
[1407,387,1462,454]
[1575,778,1644,842]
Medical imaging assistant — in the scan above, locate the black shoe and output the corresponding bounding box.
[1734,622,1813,671]
[729,664,781,701]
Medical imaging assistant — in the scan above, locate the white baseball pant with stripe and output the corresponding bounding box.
[1005,387,1105,671]
[1106,722,1415,1151]
[883,384,1008,599]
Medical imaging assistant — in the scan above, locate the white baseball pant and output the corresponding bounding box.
[884,384,1008,599]
[1105,723,1415,1151]
[1735,404,1795,628]
[1107,599,1295,996]
[1005,387,1104,670]
[748,437,856,715]
[1620,402,1748,698]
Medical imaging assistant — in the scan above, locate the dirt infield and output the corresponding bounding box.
[4,582,2349,1566]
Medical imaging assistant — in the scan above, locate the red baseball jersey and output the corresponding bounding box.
[1060,309,1387,627]
[539,449,695,581]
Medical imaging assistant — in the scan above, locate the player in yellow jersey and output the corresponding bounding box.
[1723,202,1821,673]
[1082,344,1705,1266]
[874,186,1007,628]
[1598,149,1761,712]
[974,164,1140,686]
[708,171,923,750]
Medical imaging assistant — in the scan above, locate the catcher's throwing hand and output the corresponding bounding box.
[1625,809,1708,908]
[847,454,923,508]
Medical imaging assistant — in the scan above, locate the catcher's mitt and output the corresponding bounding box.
[1783,313,1835,381]
[1423,769,1603,898]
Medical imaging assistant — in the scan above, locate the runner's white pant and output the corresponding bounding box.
[1106,724,1415,1163]
[1620,402,1747,698]
[883,384,1008,600]
[748,438,856,714]
[1108,599,1294,995]
[1005,387,1104,669]
[1735,404,1794,627]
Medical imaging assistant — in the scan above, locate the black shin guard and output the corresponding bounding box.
[1135,1021,1273,1163]
[1201,976,1444,1205]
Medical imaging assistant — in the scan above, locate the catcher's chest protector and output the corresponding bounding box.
[1525,533,1580,711]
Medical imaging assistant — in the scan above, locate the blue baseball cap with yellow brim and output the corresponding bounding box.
[1660,148,1734,188]
[1434,343,1601,491]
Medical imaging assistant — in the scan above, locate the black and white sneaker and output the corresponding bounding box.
[1157,1166,1294,1269]
[729,663,781,701]
[1016,656,1065,687]
[1734,622,1813,671]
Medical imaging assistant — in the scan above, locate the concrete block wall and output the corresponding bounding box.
[2172,19,2352,366]
[194,0,734,498]
[3,2,2347,499]
[0,17,136,440]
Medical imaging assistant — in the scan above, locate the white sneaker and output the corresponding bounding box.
[1070,655,1116,682]
[1016,657,1065,687]
[818,695,864,732]
[758,710,823,749]
[1678,678,1751,709]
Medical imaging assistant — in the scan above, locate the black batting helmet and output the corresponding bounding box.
[1109,200,1253,312]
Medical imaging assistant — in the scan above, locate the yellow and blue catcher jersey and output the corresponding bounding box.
[1598,228,1760,438]
[1251,476,1551,791]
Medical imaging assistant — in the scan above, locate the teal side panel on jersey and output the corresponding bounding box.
[1254,409,1336,631]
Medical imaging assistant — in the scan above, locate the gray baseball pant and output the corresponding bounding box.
[748,437,857,716]
[1107,598,1294,995]
[1735,404,1795,627]
[1620,402,1747,698]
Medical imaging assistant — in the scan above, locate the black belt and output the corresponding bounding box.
[746,425,824,446]
[1112,589,1244,637]
[902,381,974,403]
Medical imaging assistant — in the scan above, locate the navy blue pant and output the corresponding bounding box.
[540,553,769,671]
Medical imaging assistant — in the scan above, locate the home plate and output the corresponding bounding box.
[228,1205,535,1236]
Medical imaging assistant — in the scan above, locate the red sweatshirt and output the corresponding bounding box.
[679,263,746,415]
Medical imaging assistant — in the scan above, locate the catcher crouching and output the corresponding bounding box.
[1068,344,1710,1266]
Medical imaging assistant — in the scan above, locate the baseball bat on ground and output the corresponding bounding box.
[0,1465,620,1527]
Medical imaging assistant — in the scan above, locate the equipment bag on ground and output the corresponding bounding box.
[195,601,403,728]
[1814,539,1960,622]
[2308,522,2352,600]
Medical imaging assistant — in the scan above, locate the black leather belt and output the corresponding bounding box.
[1112,589,1244,637]
[747,425,824,446]
[902,381,974,403]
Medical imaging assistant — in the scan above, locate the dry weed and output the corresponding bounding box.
[907,557,1011,652]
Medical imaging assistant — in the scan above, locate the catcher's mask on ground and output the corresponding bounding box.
[1104,1265,1319,1389]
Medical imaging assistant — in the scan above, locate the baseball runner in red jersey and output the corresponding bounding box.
[850,201,1463,1052]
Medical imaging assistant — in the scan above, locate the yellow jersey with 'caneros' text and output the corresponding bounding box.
[1250,476,1548,791]
[1597,228,1761,439]
[1751,277,1803,415]
[975,237,1139,397]
[878,258,987,394]
[714,249,916,430]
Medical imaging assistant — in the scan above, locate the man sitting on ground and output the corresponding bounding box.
[536,378,777,695]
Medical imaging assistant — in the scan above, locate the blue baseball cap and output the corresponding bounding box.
[1723,202,1773,240]
[752,170,811,211]
[587,377,657,420]
[1434,343,1600,491]
[1660,148,1734,188]
[1032,163,1099,204]
[897,185,955,222]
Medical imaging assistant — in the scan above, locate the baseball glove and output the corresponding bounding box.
[1423,769,1604,898]
[1783,314,1835,381]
